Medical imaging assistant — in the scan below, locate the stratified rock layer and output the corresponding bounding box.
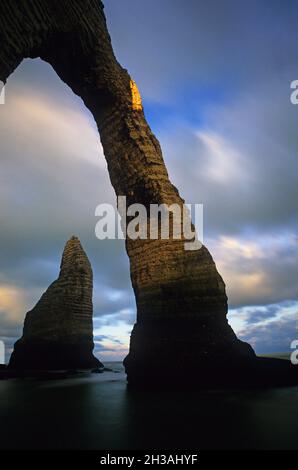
[9,237,101,370]
[1,1,297,386]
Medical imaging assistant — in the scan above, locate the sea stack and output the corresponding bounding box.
[9,236,102,371]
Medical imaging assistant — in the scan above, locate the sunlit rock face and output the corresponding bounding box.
[1,1,297,386]
[9,237,101,370]
[130,79,143,111]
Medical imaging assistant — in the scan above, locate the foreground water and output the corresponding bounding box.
[0,362,297,450]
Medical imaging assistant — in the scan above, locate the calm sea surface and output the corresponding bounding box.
[0,362,297,450]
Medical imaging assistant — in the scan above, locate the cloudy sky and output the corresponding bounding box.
[0,0,298,362]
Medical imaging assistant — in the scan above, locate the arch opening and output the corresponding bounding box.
[0,57,133,365]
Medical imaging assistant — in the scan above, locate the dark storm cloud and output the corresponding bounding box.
[94,335,123,346]
[93,307,135,327]
[238,313,298,355]
[228,300,298,354]
[243,304,286,325]
[209,233,298,308]
[105,0,298,102]
[93,289,135,319]
[158,81,298,238]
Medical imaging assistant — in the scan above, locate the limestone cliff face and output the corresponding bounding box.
[9,237,101,370]
[1,1,258,384]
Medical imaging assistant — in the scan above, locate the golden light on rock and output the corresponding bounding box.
[130,79,142,111]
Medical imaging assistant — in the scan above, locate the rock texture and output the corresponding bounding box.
[1,1,297,386]
[9,236,101,370]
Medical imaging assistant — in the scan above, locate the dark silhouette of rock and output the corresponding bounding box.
[9,236,102,371]
[1,1,297,386]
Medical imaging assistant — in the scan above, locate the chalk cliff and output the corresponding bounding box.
[1,1,297,386]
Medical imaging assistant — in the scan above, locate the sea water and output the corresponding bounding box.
[0,362,297,450]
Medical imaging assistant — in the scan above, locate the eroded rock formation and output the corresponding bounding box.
[1,1,297,386]
[9,236,101,370]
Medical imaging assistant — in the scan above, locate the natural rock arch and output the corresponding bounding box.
[2,0,296,386]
